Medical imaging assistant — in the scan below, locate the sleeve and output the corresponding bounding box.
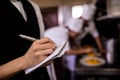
[88,21,99,38]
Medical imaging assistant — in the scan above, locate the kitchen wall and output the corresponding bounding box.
[32,0,92,8]
[107,0,120,17]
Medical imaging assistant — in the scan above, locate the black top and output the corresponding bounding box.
[0,0,50,80]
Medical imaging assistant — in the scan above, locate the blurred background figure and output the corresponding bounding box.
[45,17,94,80]
[77,1,105,54]
[68,1,106,79]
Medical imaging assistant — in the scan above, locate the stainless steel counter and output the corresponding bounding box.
[75,67,120,75]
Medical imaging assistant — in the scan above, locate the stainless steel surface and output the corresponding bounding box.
[75,67,120,75]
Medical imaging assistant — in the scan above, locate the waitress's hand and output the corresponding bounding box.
[20,37,56,70]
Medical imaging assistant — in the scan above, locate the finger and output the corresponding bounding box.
[36,43,56,50]
[37,37,55,44]
[37,49,54,55]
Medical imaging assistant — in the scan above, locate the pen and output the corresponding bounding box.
[19,34,64,79]
[19,34,37,41]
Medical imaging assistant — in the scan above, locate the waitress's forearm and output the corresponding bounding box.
[0,56,24,80]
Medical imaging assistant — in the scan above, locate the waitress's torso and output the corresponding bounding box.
[0,0,49,80]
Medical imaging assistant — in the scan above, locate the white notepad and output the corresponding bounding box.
[25,40,67,74]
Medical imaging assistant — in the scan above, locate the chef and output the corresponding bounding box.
[77,2,105,54]
[45,17,94,80]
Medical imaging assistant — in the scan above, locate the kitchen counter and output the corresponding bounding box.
[74,58,120,80]
[75,67,120,75]
[75,58,120,76]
